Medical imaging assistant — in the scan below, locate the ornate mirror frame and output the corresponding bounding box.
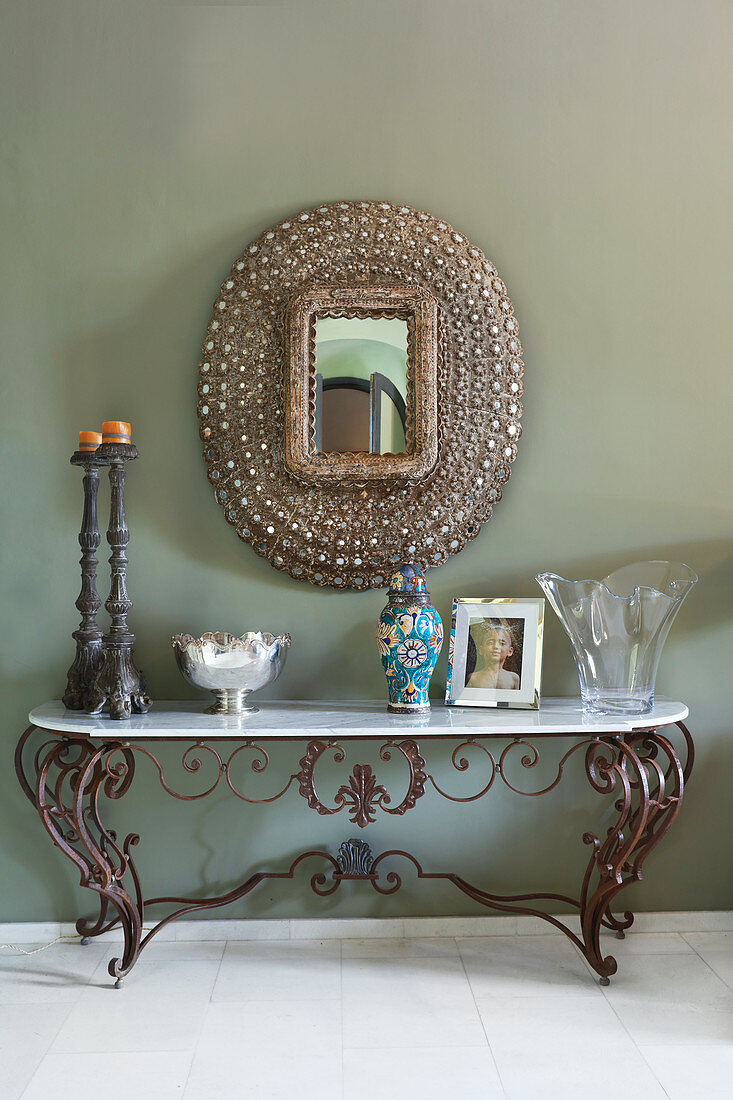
[284,285,438,484]
[198,200,524,589]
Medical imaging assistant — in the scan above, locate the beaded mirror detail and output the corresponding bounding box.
[197,200,524,589]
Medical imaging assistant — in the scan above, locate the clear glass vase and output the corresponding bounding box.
[536,561,697,716]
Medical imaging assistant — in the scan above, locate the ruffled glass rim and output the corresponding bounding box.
[536,560,698,605]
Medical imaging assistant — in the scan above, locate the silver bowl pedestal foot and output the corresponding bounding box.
[205,689,259,716]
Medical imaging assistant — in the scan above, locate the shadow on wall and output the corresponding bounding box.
[56,215,302,586]
[6,533,723,713]
[428,537,733,695]
[48,223,733,702]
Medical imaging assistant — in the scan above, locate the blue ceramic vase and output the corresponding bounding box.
[377,564,443,714]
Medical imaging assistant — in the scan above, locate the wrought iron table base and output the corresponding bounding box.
[15,720,693,988]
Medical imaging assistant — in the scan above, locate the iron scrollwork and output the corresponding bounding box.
[15,720,692,988]
[426,735,620,801]
[296,739,427,828]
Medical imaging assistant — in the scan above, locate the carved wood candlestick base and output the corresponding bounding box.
[87,442,151,720]
[63,449,110,710]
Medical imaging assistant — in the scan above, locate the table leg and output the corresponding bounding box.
[26,734,143,986]
[580,725,688,983]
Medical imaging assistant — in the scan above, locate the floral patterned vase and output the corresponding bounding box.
[376,564,443,714]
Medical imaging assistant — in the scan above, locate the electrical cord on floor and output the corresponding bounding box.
[1,927,158,955]
[0,936,80,955]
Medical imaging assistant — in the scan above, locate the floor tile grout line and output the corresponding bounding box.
[2,941,110,1015]
[679,933,733,993]
[631,1042,674,1099]
[538,933,616,996]
[11,931,733,1098]
[179,939,227,1098]
[21,1048,203,1099]
[595,930,733,1098]
[339,939,345,1100]
[455,936,508,1098]
[461,931,679,1099]
[15,1001,76,1100]
[597,968,674,1099]
[9,914,733,945]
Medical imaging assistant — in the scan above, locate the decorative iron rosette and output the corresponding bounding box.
[197,200,524,589]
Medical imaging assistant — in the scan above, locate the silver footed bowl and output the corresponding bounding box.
[171,631,290,715]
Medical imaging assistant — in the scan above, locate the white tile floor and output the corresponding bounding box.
[3,928,733,1099]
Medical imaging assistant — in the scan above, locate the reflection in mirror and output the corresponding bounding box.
[313,317,408,454]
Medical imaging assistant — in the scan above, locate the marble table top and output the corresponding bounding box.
[28,698,689,740]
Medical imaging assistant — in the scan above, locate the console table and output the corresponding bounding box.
[16,698,692,987]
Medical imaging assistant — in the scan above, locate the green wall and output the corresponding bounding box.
[2,0,732,923]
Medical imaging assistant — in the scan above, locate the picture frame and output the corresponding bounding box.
[445,597,544,709]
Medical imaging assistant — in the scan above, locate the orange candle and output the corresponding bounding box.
[101,421,132,444]
[78,431,102,451]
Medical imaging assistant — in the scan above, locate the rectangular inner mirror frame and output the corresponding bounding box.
[285,286,438,484]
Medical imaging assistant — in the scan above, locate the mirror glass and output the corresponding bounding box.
[313,317,408,454]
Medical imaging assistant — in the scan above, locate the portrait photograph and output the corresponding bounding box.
[446,598,544,709]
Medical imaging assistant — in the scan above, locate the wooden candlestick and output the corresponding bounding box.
[62,445,110,709]
[87,440,151,720]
